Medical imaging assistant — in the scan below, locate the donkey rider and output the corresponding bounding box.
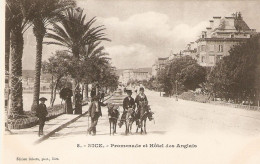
[118,90,136,128]
[135,87,154,121]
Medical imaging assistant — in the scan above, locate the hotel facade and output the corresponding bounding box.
[196,12,257,67]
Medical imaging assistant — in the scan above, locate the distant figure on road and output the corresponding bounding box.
[87,96,106,135]
[60,88,73,114]
[90,87,96,99]
[100,91,105,102]
[75,90,83,114]
[36,97,48,137]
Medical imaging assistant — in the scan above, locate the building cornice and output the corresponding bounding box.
[196,37,248,43]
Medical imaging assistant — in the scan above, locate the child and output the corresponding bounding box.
[36,97,48,137]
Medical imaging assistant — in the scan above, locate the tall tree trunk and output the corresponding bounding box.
[9,26,24,119]
[5,23,11,117]
[72,80,76,107]
[51,77,60,107]
[50,75,54,106]
[31,24,45,112]
[81,84,84,100]
[74,80,82,114]
[71,49,82,114]
[5,26,10,73]
[71,48,80,108]
[84,83,88,99]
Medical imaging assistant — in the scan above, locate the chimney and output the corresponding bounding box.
[202,31,207,38]
[213,16,221,29]
[206,27,212,36]
[209,20,214,28]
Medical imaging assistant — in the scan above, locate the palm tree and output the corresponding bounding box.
[6,0,32,119]
[45,7,110,114]
[29,0,75,112]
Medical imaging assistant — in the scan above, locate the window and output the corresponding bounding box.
[209,55,215,64]
[201,56,205,63]
[209,45,214,52]
[218,45,223,52]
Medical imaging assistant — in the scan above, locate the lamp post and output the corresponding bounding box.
[175,80,178,101]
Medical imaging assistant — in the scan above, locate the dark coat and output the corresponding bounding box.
[123,96,136,111]
[36,104,48,118]
[88,101,106,118]
[135,94,148,108]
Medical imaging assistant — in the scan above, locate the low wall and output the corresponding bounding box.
[209,101,260,111]
[179,92,260,111]
[7,104,65,129]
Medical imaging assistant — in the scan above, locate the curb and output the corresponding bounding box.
[34,110,88,145]
[34,94,112,145]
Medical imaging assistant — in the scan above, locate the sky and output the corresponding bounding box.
[22,0,260,70]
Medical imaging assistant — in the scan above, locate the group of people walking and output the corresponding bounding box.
[87,86,154,136]
[35,86,153,137]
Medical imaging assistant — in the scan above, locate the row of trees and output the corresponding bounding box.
[6,0,118,119]
[42,50,118,108]
[207,34,260,104]
[145,34,259,104]
[155,56,207,96]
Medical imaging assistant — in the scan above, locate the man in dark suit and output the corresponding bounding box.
[36,97,48,137]
[118,90,136,128]
[87,95,106,135]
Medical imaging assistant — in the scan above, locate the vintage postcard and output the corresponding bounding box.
[1,0,260,163]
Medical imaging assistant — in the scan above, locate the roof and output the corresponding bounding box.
[158,57,169,60]
[196,37,248,43]
[117,67,152,75]
[133,71,149,73]
[234,19,250,31]
[134,68,152,73]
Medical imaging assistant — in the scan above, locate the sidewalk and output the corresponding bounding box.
[4,104,89,145]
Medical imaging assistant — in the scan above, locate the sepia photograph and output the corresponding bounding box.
[1,0,260,163]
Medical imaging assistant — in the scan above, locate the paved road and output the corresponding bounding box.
[6,90,260,164]
[45,90,260,140]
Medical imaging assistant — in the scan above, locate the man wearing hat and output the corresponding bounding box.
[135,87,154,121]
[118,90,136,128]
[36,97,48,136]
[87,95,107,135]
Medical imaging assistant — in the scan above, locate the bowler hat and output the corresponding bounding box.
[139,87,144,91]
[39,97,47,101]
[126,90,132,94]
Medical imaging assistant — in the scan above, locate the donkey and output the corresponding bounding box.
[125,108,136,135]
[107,104,120,135]
[136,101,149,134]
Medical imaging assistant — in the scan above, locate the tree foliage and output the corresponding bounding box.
[207,34,260,103]
[157,56,206,95]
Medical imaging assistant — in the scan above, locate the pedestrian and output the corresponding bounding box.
[75,89,83,114]
[100,91,105,102]
[36,97,48,137]
[135,87,154,121]
[87,95,106,135]
[118,90,136,128]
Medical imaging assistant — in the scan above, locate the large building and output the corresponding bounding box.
[196,12,257,67]
[151,57,170,76]
[119,68,152,85]
[182,42,198,60]
[255,42,260,104]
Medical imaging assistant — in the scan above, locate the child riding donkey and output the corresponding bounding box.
[135,87,154,123]
[118,90,136,130]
